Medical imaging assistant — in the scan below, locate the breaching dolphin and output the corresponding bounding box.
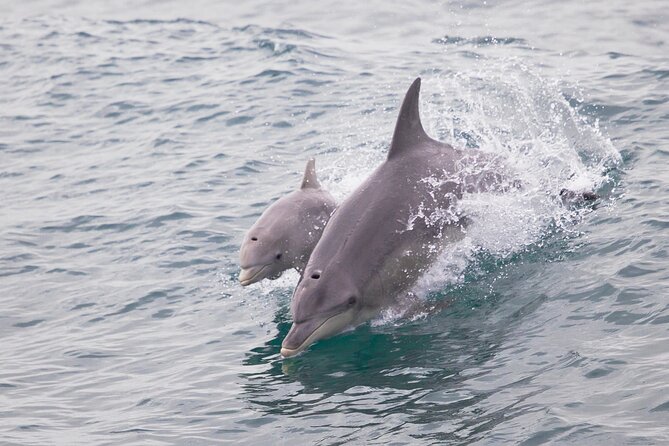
[239,158,336,286]
[281,78,512,357]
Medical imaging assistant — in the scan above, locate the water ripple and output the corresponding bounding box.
[0,3,667,445]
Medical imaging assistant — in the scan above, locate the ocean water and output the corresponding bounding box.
[1,1,668,444]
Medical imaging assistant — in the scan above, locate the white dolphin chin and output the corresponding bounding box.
[238,264,272,286]
[281,310,357,357]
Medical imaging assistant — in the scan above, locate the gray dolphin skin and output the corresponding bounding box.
[281,78,508,357]
[239,158,336,286]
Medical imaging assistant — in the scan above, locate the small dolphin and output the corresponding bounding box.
[239,158,336,286]
[280,78,510,357]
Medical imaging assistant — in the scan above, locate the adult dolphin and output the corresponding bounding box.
[239,158,336,286]
[280,78,510,357]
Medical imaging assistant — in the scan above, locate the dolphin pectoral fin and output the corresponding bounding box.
[238,264,271,286]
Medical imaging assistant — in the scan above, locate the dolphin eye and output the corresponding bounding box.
[311,272,321,279]
[276,253,282,260]
[348,296,357,306]
[251,237,258,241]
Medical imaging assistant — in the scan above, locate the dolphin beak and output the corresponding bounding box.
[280,311,355,357]
[280,345,302,358]
[238,264,270,286]
[280,319,322,357]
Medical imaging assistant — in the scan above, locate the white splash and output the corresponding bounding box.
[409,60,620,295]
[241,61,620,308]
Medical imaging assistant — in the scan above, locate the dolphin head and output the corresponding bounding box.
[238,214,292,286]
[281,269,367,357]
[239,158,335,286]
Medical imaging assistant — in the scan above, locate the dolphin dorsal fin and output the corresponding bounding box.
[387,77,431,160]
[300,158,320,189]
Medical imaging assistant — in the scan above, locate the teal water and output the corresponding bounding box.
[1,1,668,444]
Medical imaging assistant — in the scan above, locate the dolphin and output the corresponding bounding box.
[280,78,512,357]
[239,158,336,286]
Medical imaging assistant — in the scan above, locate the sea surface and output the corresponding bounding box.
[1,1,668,444]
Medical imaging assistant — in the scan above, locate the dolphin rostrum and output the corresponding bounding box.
[281,78,511,357]
[239,158,337,286]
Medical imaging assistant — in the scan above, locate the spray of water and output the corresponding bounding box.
[243,61,621,325]
[389,62,621,322]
